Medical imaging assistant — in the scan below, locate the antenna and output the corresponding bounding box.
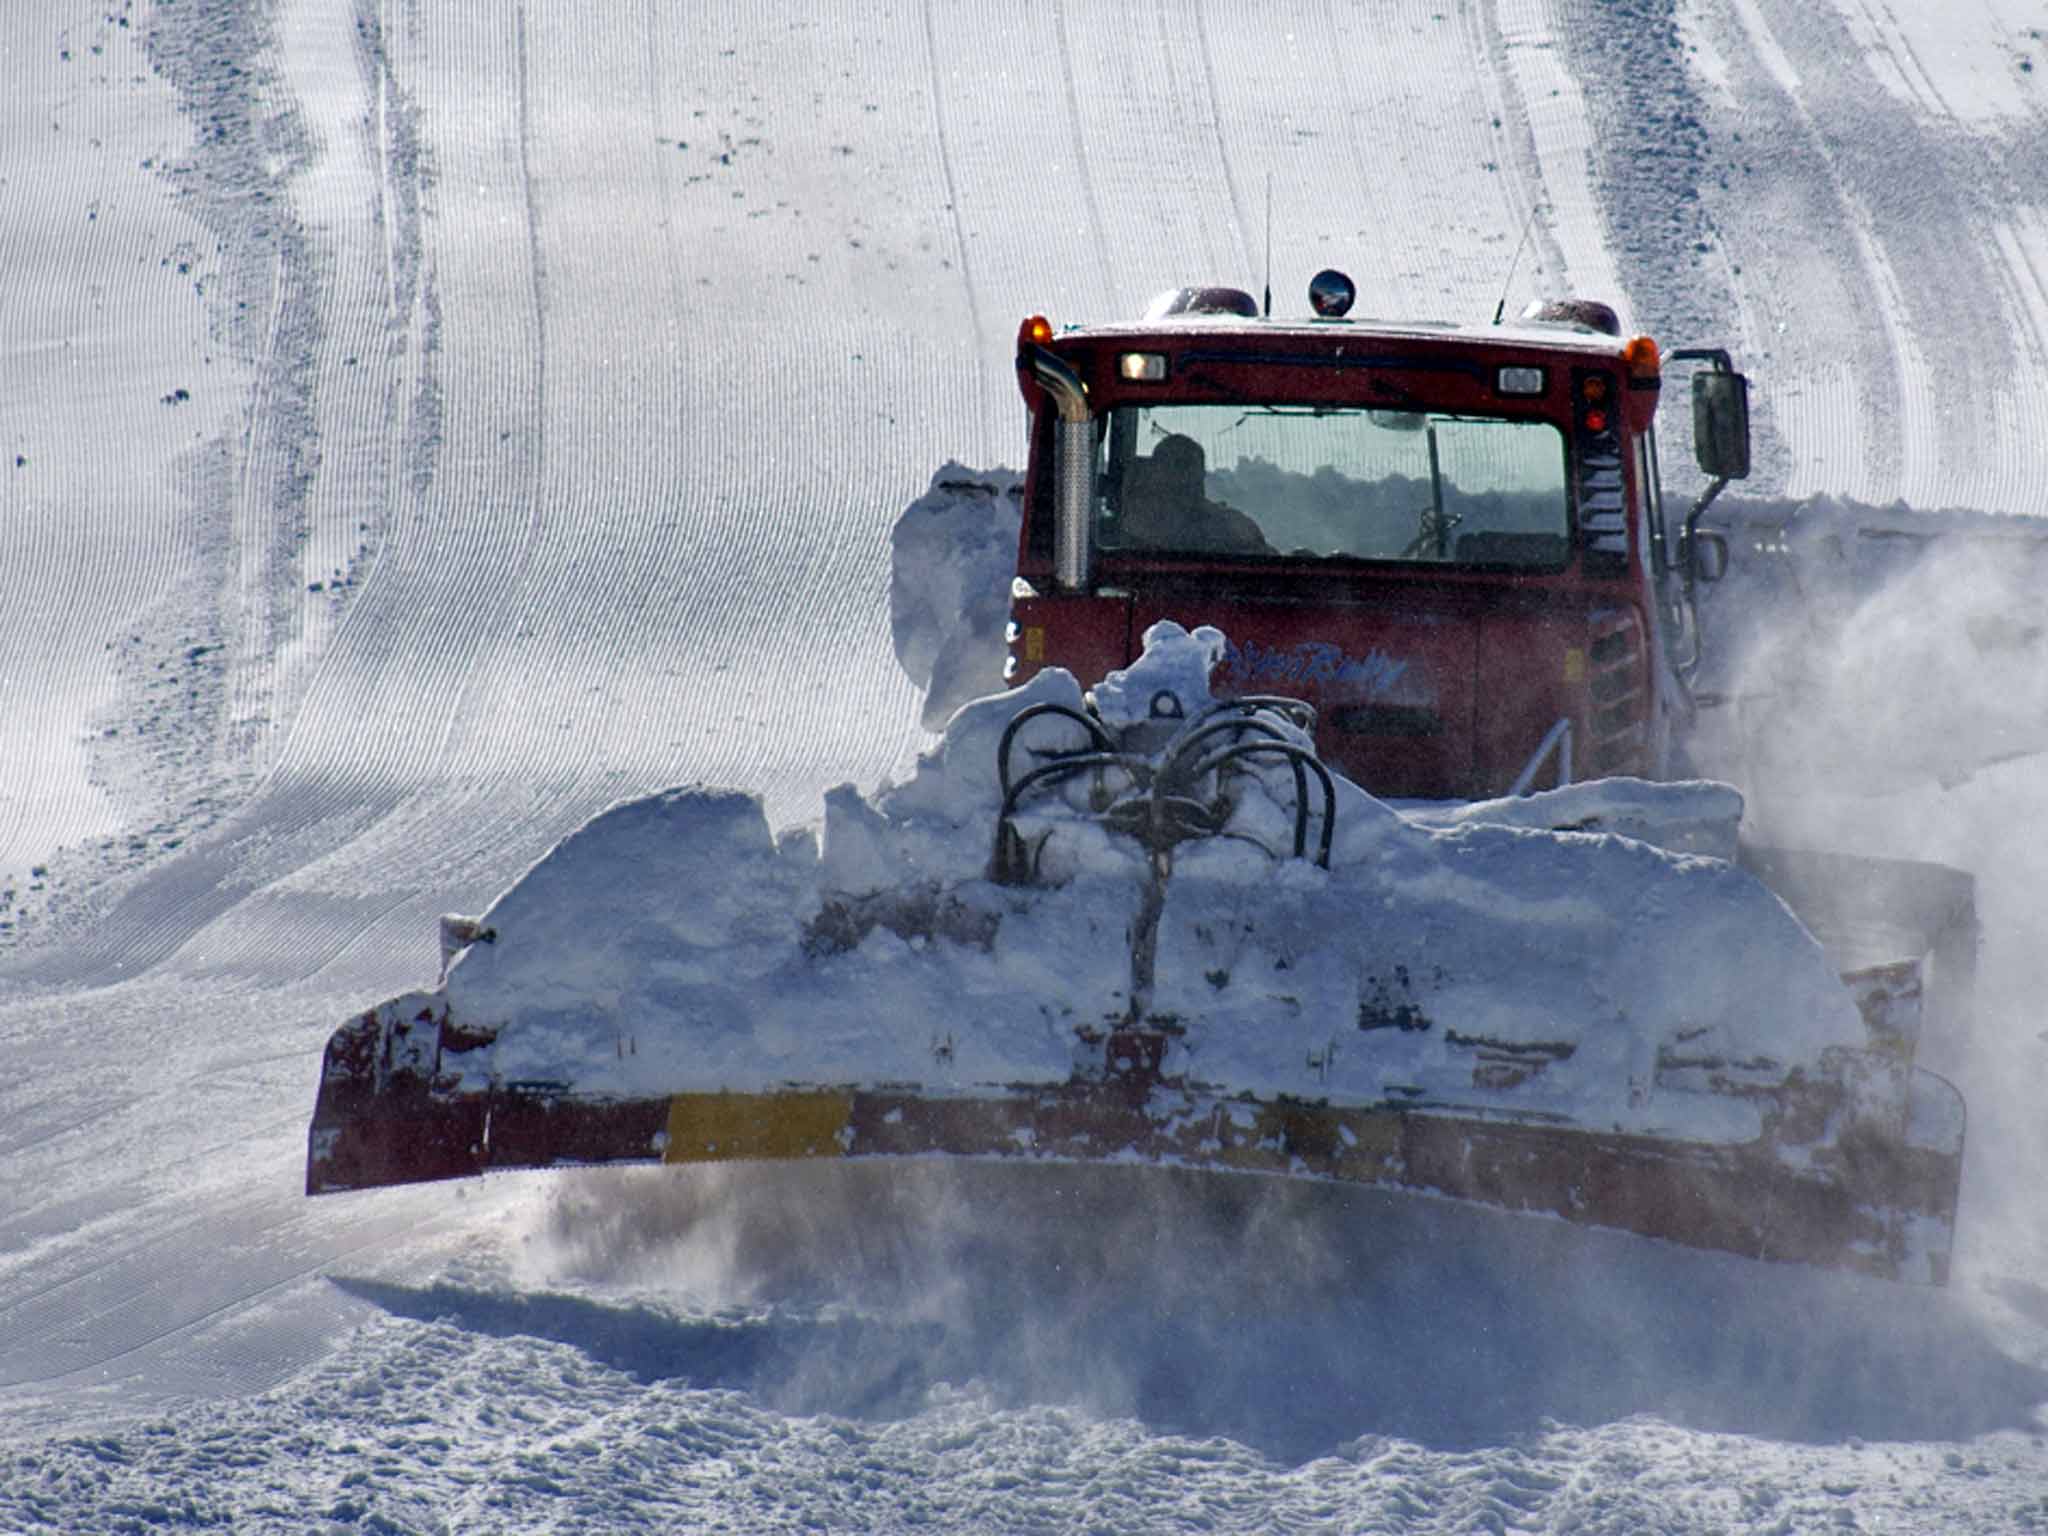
[1490,201,1544,325]
[1262,172,1274,318]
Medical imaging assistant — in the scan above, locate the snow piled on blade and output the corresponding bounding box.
[1407,778,1746,860]
[1088,620,1231,728]
[444,620,1860,1140]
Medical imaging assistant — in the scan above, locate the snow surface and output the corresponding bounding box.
[4,0,2048,1530]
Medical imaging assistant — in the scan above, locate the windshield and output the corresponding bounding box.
[1096,403,1571,566]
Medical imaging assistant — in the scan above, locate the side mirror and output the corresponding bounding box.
[1688,527,1729,584]
[1691,370,1751,481]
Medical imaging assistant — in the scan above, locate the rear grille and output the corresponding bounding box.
[1585,611,1647,775]
[1589,629,1634,667]
[1594,700,1639,738]
[1589,666,1637,706]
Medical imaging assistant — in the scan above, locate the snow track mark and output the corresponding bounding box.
[918,0,988,408]
[1680,0,2048,510]
[1492,0,1626,309]
[1051,0,1121,315]
[1188,0,1255,285]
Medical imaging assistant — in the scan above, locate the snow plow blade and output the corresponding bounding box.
[308,996,1964,1283]
[307,630,1969,1285]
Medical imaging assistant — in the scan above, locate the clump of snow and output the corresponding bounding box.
[443,623,1865,1141]
[448,788,821,1061]
[451,770,1133,1097]
[1152,818,1845,1139]
[1407,777,1747,860]
[859,667,1089,855]
[1089,620,1229,728]
[889,465,1023,730]
[821,663,1153,897]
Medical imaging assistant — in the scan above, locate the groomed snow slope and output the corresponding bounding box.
[2,0,2046,1529]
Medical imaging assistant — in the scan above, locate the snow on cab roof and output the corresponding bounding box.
[1048,311,1640,357]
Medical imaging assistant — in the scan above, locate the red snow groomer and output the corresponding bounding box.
[1008,280,1735,797]
[309,276,1975,1285]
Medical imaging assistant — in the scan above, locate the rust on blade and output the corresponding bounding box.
[307,1001,1961,1285]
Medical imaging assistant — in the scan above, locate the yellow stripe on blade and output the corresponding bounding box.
[662,1091,854,1164]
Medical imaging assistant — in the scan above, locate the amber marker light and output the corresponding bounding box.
[1623,334,1662,380]
[1019,314,1054,346]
